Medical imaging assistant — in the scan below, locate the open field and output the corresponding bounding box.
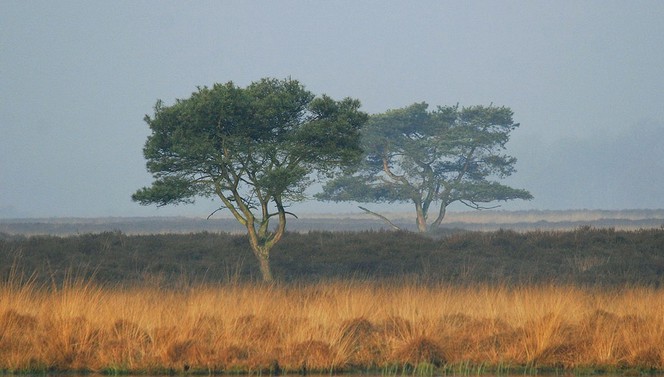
[1,222,663,374]
[2,278,664,374]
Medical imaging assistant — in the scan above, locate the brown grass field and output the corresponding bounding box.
[2,275,664,374]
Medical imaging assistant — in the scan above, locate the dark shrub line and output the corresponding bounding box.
[1,227,663,287]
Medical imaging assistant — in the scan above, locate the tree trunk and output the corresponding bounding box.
[429,204,447,232]
[415,204,428,233]
[256,252,273,283]
[246,239,275,282]
[245,205,288,282]
[246,224,275,283]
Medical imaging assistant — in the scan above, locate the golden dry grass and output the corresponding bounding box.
[1,277,664,373]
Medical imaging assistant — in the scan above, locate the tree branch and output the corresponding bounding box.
[206,207,226,220]
[267,211,299,219]
[459,200,501,210]
[358,206,402,231]
[382,157,409,185]
[213,181,248,226]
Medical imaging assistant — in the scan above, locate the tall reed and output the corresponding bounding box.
[1,277,663,373]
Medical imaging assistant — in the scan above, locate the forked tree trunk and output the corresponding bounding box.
[245,208,287,282]
[217,187,285,282]
[428,202,448,232]
[247,239,275,282]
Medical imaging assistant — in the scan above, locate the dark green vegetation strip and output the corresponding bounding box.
[1,227,663,286]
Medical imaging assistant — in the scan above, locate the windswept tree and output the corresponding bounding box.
[133,78,367,281]
[316,102,532,233]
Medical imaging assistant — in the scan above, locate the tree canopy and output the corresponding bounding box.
[316,102,533,232]
[133,78,368,281]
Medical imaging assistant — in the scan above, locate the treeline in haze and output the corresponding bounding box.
[2,209,664,236]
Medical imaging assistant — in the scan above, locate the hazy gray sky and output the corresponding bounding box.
[2,1,663,218]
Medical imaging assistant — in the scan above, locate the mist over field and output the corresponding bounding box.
[2,1,663,218]
[504,120,664,211]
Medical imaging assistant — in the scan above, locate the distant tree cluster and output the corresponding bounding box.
[134,77,531,281]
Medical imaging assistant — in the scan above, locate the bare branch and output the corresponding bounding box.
[206,207,226,220]
[266,211,299,219]
[459,200,501,210]
[358,206,402,231]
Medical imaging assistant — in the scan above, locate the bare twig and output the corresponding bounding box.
[207,207,227,220]
[459,200,501,210]
[358,206,402,231]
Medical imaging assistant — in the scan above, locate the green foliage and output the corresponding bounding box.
[132,77,367,281]
[317,103,533,232]
[132,176,200,206]
[134,78,366,207]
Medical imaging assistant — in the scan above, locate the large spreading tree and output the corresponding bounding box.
[316,102,533,233]
[133,78,367,281]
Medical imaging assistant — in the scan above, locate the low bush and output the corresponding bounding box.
[1,227,663,286]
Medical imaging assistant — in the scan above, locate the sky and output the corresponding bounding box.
[1,1,664,219]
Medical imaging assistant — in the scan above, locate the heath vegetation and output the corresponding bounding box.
[1,226,663,286]
[1,227,664,374]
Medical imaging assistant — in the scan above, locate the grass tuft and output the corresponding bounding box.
[2,276,664,373]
